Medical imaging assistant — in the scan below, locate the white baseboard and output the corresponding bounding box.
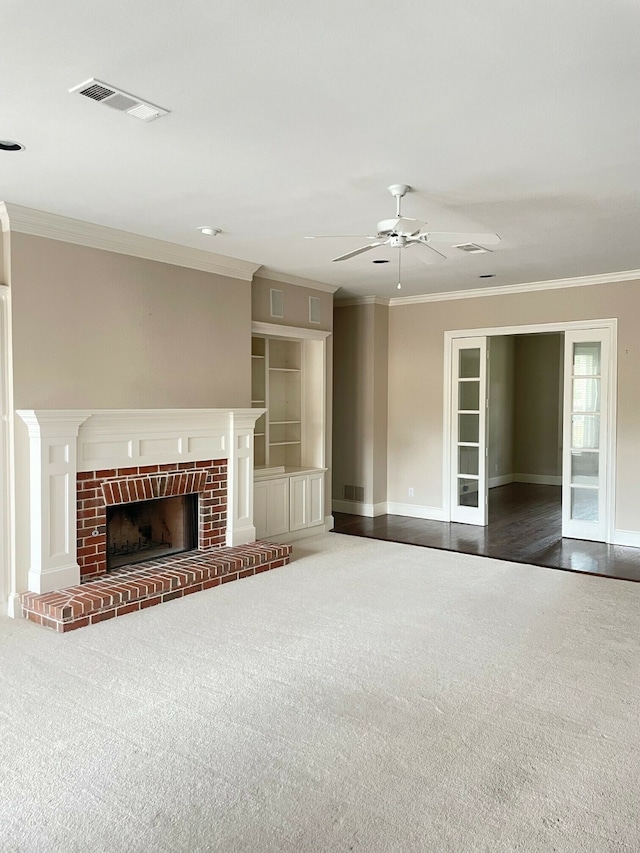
[513,473,562,486]
[7,592,23,619]
[28,563,81,594]
[332,500,446,521]
[332,500,387,517]
[612,529,640,548]
[489,474,515,489]
[386,502,446,521]
[262,519,334,545]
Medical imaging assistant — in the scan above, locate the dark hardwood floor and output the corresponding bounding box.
[332,483,640,583]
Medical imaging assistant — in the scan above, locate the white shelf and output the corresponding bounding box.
[270,441,301,447]
[251,354,265,360]
[270,420,301,425]
[251,399,265,404]
[255,432,265,437]
[269,367,300,373]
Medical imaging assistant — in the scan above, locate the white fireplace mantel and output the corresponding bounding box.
[16,408,265,594]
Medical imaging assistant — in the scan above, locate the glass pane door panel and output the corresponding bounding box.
[458,446,479,476]
[563,331,609,542]
[458,413,479,443]
[451,336,487,525]
[458,381,480,411]
[458,478,479,507]
[571,488,599,522]
[459,349,481,378]
[573,378,600,412]
[571,451,599,485]
[571,415,600,449]
[573,343,601,376]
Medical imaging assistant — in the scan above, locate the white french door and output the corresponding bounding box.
[562,329,610,541]
[450,336,488,525]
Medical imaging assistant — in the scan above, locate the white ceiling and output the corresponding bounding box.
[2,0,640,300]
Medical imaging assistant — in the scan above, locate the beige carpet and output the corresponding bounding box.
[1,533,640,852]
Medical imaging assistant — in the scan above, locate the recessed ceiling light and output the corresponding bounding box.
[372,259,390,264]
[478,274,496,278]
[0,140,25,151]
[197,226,221,237]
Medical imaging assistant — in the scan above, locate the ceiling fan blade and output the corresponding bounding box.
[331,242,384,262]
[391,217,426,235]
[422,231,501,246]
[304,234,375,239]
[407,241,447,263]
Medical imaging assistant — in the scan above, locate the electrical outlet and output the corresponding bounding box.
[408,487,414,497]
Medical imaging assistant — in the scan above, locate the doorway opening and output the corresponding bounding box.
[487,332,563,544]
[445,319,616,545]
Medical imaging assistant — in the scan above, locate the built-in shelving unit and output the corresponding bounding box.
[252,336,303,469]
[251,324,329,541]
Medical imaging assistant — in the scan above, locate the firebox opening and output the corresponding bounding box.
[106,494,197,571]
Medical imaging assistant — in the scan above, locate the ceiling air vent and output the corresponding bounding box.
[453,243,490,254]
[69,78,169,122]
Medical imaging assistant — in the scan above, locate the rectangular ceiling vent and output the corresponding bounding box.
[453,243,490,254]
[69,78,169,123]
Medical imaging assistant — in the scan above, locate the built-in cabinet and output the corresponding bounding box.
[289,471,324,531]
[251,324,329,541]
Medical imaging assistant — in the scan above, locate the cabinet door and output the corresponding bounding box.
[307,472,324,527]
[289,475,308,531]
[253,481,269,540]
[269,478,290,536]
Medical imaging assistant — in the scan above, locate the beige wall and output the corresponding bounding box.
[332,302,388,507]
[1,232,8,285]
[10,233,251,409]
[333,304,374,503]
[488,336,515,481]
[372,304,389,504]
[386,279,640,530]
[513,334,563,479]
[252,276,333,331]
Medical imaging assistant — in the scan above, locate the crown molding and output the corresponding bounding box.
[255,267,339,293]
[334,295,391,307]
[0,202,261,282]
[388,269,640,306]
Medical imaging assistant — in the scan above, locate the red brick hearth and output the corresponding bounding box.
[77,460,227,580]
[21,542,292,632]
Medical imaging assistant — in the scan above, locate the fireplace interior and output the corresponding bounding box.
[106,495,197,571]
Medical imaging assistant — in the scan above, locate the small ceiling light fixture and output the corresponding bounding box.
[0,140,25,151]
[197,226,221,237]
[454,243,490,254]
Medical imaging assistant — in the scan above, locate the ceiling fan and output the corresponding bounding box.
[305,184,501,265]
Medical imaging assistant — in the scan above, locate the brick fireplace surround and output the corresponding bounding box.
[78,460,228,580]
[16,409,292,631]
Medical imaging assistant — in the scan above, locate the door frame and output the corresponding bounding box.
[443,318,617,542]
